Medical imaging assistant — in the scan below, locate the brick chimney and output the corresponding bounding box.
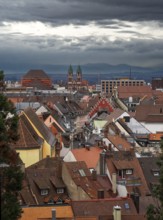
[113,206,121,220]
[112,173,117,194]
[100,151,106,175]
[130,193,140,213]
[92,169,97,181]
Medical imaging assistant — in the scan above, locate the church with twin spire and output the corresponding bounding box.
[67,65,88,90]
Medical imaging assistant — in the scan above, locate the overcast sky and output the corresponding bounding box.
[0,0,163,70]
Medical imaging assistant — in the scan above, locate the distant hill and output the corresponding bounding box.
[3,63,163,84]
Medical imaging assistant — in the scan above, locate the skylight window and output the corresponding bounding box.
[79,169,86,176]
[124,202,130,209]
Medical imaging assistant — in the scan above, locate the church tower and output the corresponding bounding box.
[67,65,73,88]
[76,65,82,84]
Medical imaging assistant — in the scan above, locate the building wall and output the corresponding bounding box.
[101,79,145,94]
[17,148,41,167]
[152,77,163,90]
[22,78,52,88]
[19,205,74,220]
[23,112,54,158]
[63,151,77,162]
[62,163,90,200]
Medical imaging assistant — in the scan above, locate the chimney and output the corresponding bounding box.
[113,206,121,220]
[100,151,106,175]
[130,193,140,213]
[92,169,97,181]
[108,143,112,151]
[97,189,104,199]
[112,173,117,194]
[52,208,56,220]
[85,145,90,150]
[134,193,140,213]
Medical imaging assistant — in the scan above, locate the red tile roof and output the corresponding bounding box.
[71,198,138,217]
[20,205,73,220]
[11,117,42,150]
[71,147,103,168]
[135,104,163,122]
[118,85,152,99]
[89,97,114,118]
[148,132,163,141]
[105,151,150,196]
[107,135,132,151]
[64,161,112,199]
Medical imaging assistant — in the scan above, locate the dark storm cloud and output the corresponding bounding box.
[0,0,163,25]
[0,36,163,68]
[0,0,163,68]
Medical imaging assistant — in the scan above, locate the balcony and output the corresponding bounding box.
[117,176,141,186]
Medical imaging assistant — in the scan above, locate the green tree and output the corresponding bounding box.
[147,138,163,220]
[0,71,23,220]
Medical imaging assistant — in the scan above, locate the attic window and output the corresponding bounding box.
[57,188,64,194]
[152,169,160,176]
[126,169,133,175]
[79,169,86,177]
[153,172,159,176]
[41,189,49,196]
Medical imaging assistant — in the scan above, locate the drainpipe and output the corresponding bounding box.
[30,188,39,205]
[52,209,56,220]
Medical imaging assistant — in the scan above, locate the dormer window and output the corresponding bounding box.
[151,169,160,176]
[41,189,49,196]
[57,188,64,194]
[126,169,133,175]
[34,179,50,196]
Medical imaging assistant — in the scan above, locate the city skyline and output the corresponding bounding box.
[1,0,163,72]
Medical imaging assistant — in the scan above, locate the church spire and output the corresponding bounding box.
[68,65,73,76]
[76,65,82,83]
[68,65,73,84]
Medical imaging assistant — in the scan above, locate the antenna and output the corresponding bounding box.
[129,67,132,79]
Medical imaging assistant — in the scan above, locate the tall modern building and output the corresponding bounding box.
[101,78,146,94]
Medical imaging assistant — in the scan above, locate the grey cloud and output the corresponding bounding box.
[0,0,163,24]
[0,0,163,69]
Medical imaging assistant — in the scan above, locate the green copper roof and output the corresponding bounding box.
[76,65,82,74]
[68,65,73,75]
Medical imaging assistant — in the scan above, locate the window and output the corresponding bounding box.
[152,169,160,176]
[41,189,48,195]
[124,202,130,209]
[153,171,159,176]
[57,188,64,194]
[126,169,133,175]
[79,169,86,176]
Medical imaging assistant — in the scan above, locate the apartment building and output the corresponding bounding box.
[101,78,145,94]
